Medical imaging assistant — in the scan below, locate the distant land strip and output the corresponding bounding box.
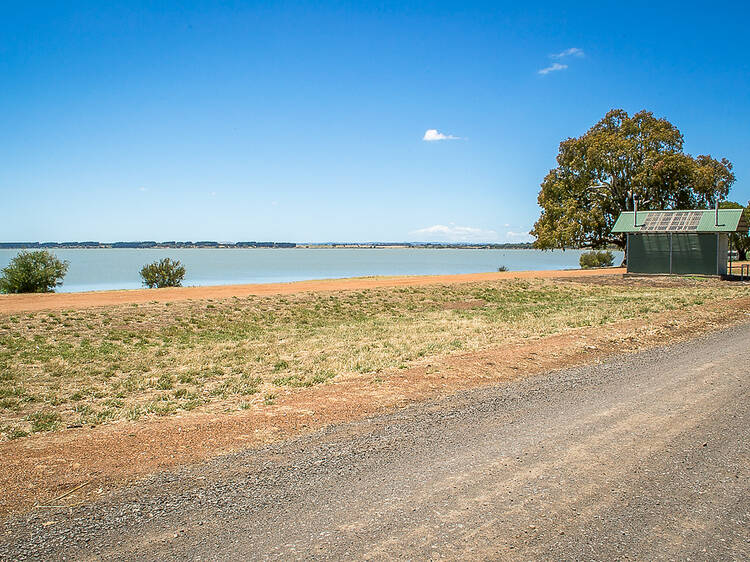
[0,241,535,250]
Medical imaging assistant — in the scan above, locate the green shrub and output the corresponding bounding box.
[140,258,186,288]
[497,265,509,272]
[0,251,69,293]
[579,250,615,269]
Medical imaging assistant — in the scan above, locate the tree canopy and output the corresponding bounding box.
[140,258,186,288]
[531,109,735,249]
[0,250,69,293]
[720,200,750,261]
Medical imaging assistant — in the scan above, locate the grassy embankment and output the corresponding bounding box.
[1,277,748,440]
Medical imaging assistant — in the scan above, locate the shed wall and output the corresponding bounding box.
[627,233,726,275]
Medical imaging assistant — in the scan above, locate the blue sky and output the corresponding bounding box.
[2,1,748,243]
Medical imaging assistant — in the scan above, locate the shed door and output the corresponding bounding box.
[628,234,670,273]
[671,234,717,275]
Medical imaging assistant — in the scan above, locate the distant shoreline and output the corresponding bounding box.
[0,242,535,250]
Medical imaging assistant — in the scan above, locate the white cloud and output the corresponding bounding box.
[538,62,568,75]
[506,230,534,242]
[551,47,584,59]
[139,187,148,192]
[423,129,461,141]
[411,224,499,242]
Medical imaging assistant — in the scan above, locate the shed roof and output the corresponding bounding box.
[611,209,748,233]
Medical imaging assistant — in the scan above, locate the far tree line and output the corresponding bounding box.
[0,241,297,249]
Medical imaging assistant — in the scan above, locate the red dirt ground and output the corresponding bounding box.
[0,268,624,314]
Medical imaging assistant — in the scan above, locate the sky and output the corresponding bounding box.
[2,1,749,243]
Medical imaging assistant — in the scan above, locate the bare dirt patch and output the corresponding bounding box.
[556,273,730,288]
[441,299,487,310]
[1,291,749,517]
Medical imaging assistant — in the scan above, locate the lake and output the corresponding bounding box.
[0,248,624,293]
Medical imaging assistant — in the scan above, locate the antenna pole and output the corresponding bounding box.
[715,196,720,227]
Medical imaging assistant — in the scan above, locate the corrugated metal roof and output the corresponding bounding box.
[611,209,748,233]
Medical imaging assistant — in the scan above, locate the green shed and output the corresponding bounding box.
[611,209,748,276]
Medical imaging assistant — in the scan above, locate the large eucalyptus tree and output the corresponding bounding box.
[531,109,735,249]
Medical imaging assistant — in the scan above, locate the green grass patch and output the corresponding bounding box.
[26,411,61,433]
[1,425,28,440]
[1,276,747,439]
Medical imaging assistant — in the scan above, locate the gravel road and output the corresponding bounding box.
[2,323,749,560]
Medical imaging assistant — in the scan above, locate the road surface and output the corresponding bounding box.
[1,323,748,560]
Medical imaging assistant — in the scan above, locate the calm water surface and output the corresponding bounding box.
[0,248,623,293]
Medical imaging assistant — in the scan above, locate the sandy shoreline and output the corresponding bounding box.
[0,268,624,313]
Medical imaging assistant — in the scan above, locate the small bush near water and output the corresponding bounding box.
[140,258,186,288]
[579,250,615,269]
[0,250,69,294]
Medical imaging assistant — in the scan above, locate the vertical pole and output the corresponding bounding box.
[716,233,720,275]
[626,233,629,272]
[669,233,673,274]
[715,197,720,227]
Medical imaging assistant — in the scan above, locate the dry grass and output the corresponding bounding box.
[1,277,748,440]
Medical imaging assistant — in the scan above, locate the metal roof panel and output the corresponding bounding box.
[611,209,746,233]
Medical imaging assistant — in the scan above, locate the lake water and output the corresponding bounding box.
[0,248,624,293]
